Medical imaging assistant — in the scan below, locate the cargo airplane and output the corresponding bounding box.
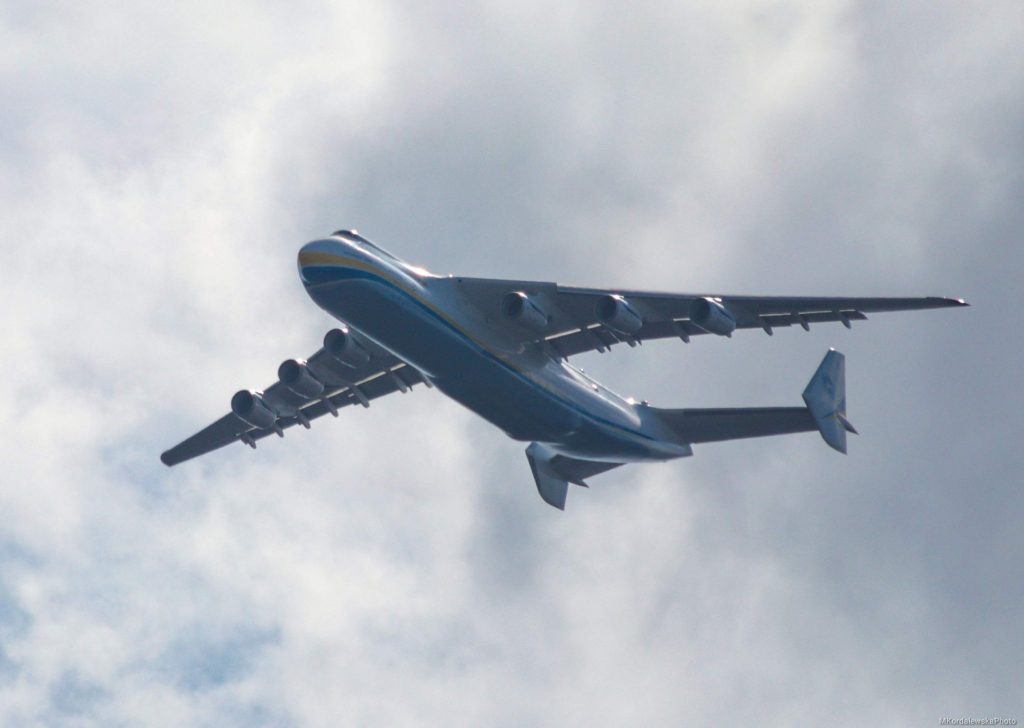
[162,230,967,509]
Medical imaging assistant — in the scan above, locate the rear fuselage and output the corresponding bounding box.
[298,233,690,463]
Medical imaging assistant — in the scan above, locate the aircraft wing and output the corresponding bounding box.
[161,330,428,466]
[447,276,967,358]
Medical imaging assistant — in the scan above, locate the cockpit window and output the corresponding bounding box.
[329,228,435,277]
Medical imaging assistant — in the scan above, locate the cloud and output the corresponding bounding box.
[1,0,1021,725]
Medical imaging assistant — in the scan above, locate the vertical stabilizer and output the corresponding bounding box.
[525,443,624,510]
[802,349,857,453]
[526,444,570,510]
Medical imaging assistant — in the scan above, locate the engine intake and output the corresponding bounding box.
[596,295,643,336]
[689,297,736,336]
[324,327,371,368]
[501,291,549,333]
[278,359,325,399]
[230,389,278,429]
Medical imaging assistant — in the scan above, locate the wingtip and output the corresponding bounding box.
[159,451,175,467]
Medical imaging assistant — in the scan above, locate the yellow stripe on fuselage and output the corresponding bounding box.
[300,249,473,343]
[298,250,375,271]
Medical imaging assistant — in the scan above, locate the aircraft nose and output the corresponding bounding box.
[297,239,345,286]
[297,242,316,285]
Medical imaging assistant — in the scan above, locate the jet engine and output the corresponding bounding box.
[278,359,325,399]
[230,389,278,429]
[596,294,643,336]
[501,291,549,333]
[323,327,371,368]
[689,297,736,336]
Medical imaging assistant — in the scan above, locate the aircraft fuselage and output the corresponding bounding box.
[298,237,690,463]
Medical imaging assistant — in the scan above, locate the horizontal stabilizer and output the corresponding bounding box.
[802,349,855,453]
[653,350,856,453]
[655,406,816,444]
[525,443,623,510]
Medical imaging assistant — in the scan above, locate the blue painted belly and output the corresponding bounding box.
[308,280,585,441]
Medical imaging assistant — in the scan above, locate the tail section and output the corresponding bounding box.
[801,349,857,453]
[527,350,856,508]
[653,349,857,454]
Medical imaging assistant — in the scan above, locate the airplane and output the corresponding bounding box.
[161,229,968,509]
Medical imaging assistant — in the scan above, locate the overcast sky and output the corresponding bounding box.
[1,1,1022,725]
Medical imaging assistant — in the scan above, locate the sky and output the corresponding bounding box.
[1,1,1022,725]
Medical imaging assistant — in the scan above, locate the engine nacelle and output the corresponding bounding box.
[501,291,549,333]
[596,294,643,336]
[278,359,325,399]
[323,327,371,368]
[689,297,736,336]
[230,389,278,429]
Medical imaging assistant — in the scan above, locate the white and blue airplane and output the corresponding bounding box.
[162,230,967,509]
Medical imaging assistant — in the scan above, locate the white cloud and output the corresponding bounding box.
[1,0,1021,725]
